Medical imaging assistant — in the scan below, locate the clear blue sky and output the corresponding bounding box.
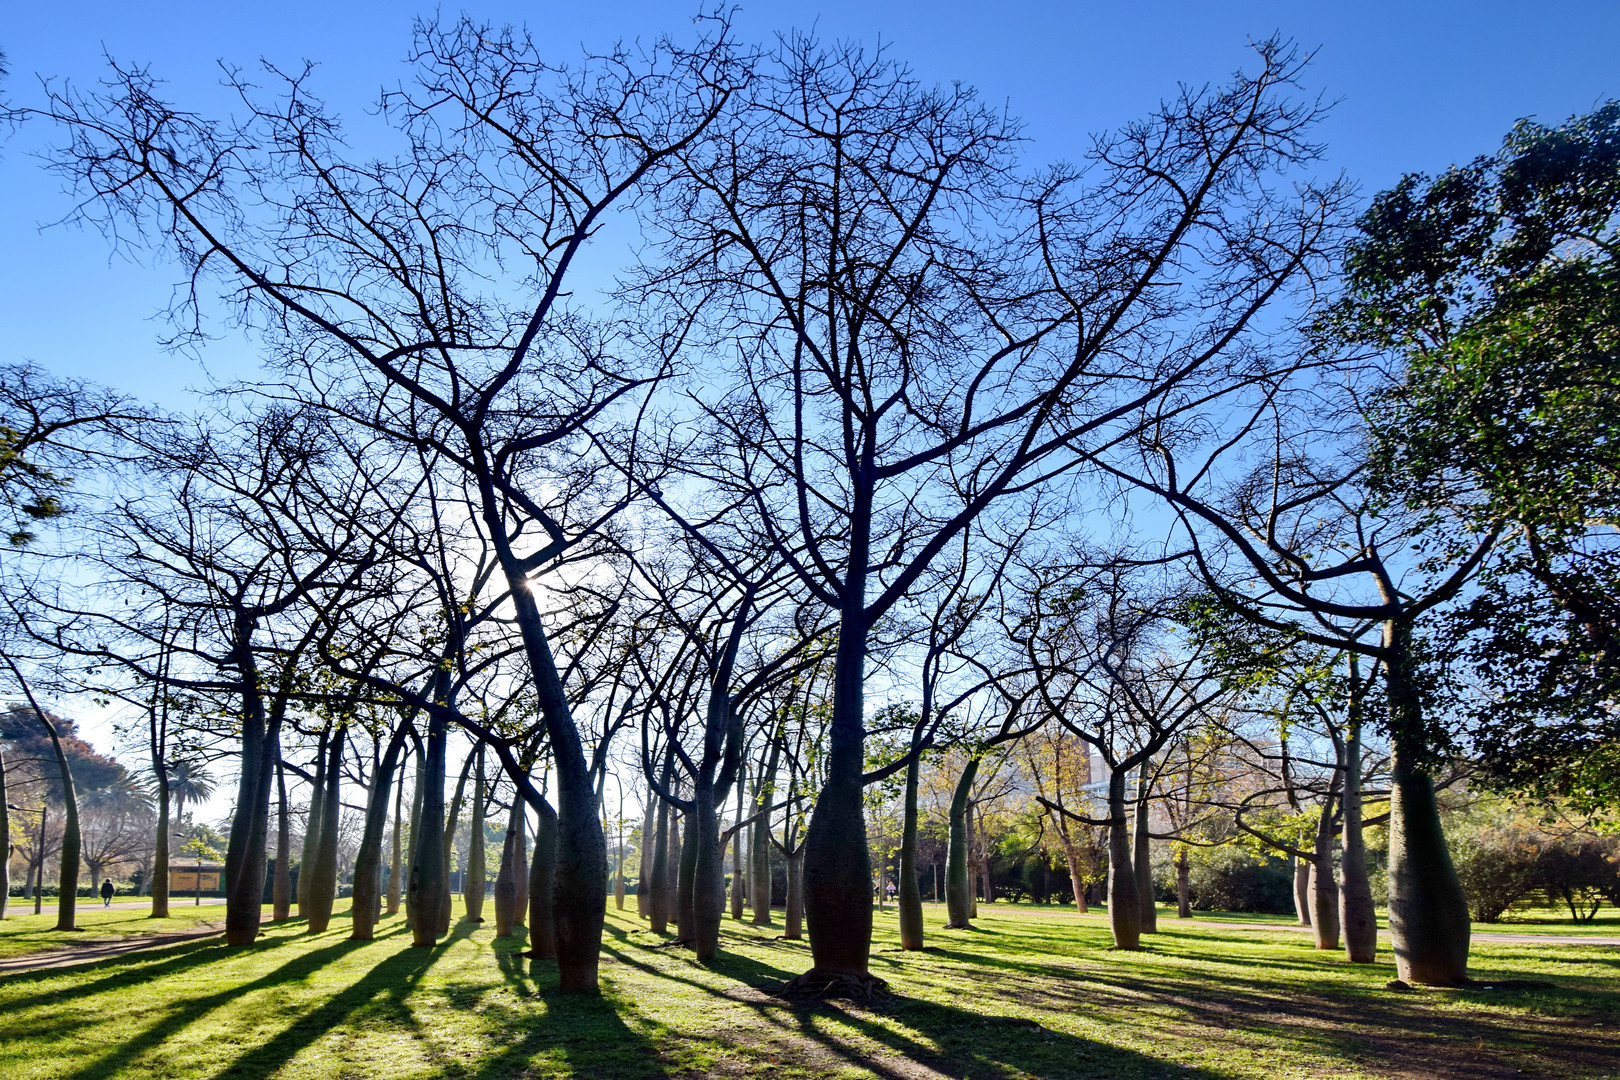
[2,2,1616,782]
[3,0,1616,406]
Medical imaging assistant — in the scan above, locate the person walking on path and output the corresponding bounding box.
[100,880,114,907]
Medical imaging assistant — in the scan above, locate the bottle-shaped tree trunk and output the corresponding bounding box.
[493,798,520,938]
[750,740,780,926]
[784,849,804,940]
[944,757,980,928]
[403,744,425,930]
[512,804,529,928]
[352,724,408,940]
[1133,769,1157,934]
[1292,857,1312,926]
[897,740,924,950]
[307,729,344,933]
[675,808,697,944]
[463,747,487,922]
[648,798,670,934]
[408,709,448,947]
[525,797,558,959]
[1339,701,1377,963]
[1106,768,1141,950]
[1309,794,1341,950]
[1175,847,1191,919]
[730,775,747,919]
[1385,620,1470,985]
[297,728,328,919]
[637,796,655,920]
[1063,841,1088,915]
[272,763,291,922]
[437,749,475,937]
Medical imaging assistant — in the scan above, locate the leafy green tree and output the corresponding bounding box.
[1337,103,1620,805]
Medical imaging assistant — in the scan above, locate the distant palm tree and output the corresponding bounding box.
[165,759,216,831]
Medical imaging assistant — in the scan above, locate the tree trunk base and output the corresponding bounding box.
[778,968,889,1001]
[462,916,485,923]
[942,921,973,930]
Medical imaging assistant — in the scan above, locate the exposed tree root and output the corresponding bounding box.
[777,968,890,1001]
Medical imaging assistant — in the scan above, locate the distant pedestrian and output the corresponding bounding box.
[100,879,115,907]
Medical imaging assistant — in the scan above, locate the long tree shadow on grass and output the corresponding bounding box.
[195,928,453,1080]
[58,931,406,1080]
[599,940,1238,1080]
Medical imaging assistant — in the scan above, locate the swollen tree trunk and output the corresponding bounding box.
[438,750,475,937]
[800,593,875,983]
[307,729,344,933]
[784,848,804,940]
[967,806,979,917]
[675,808,697,945]
[1385,621,1470,985]
[352,724,408,940]
[1175,848,1191,919]
[493,802,519,938]
[944,757,980,928]
[897,739,924,950]
[149,746,170,920]
[272,762,291,922]
[298,729,328,919]
[463,747,487,923]
[1063,840,1087,915]
[513,806,529,925]
[0,741,8,920]
[387,775,405,918]
[637,796,655,920]
[693,781,726,962]
[408,708,448,948]
[648,798,670,934]
[750,738,780,926]
[1292,857,1312,926]
[1106,768,1141,950]
[403,744,425,929]
[524,797,558,960]
[1309,796,1340,950]
[1133,770,1157,934]
[1340,711,1377,963]
[730,775,747,919]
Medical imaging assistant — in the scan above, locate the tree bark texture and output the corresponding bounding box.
[1133,771,1157,934]
[272,763,291,922]
[944,757,980,928]
[493,800,519,938]
[897,742,924,950]
[307,730,344,933]
[750,738,780,926]
[408,708,448,947]
[463,747,487,922]
[1106,769,1141,950]
[1292,857,1312,926]
[352,725,407,940]
[649,798,670,934]
[524,797,558,960]
[1339,714,1377,963]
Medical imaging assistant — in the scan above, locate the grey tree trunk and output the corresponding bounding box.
[525,797,558,959]
[403,745,424,929]
[493,798,520,938]
[1309,789,1341,950]
[1063,841,1087,915]
[1106,769,1141,950]
[1176,849,1191,919]
[1385,621,1470,985]
[463,747,487,922]
[352,724,408,940]
[0,741,8,920]
[944,757,979,928]
[649,798,670,934]
[637,796,655,920]
[1133,770,1157,934]
[297,730,328,919]
[1340,711,1377,963]
[675,809,697,944]
[34,704,82,931]
[730,776,747,919]
[272,763,291,921]
[148,744,169,920]
[408,708,448,947]
[897,741,924,950]
[512,805,529,927]
[437,749,475,936]
[1292,857,1312,926]
[307,730,344,933]
[784,848,804,940]
[750,742,780,926]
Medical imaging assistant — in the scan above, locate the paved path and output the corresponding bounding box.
[0,922,230,975]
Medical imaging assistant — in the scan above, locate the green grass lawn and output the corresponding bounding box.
[0,900,1615,1080]
[0,905,237,959]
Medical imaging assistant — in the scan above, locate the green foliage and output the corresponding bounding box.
[1335,103,1620,802]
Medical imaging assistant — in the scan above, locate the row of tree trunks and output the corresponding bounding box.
[306,729,345,933]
